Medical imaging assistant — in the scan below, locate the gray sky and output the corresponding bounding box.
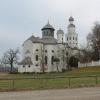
[0,0,100,57]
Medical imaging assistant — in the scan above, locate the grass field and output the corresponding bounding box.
[0,66,100,91]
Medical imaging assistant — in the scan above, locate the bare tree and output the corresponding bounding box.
[37,45,45,73]
[87,22,100,61]
[1,49,18,72]
[57,43,69,71]
[79,46,92,66]
[53,57,60,72]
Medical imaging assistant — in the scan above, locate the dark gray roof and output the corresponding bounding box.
[26,35,57,44]
[18,57,33,65]
[41,37,57,44]
[27,35,43,43]
[72,47,79,50]
[42,23,55,31]
[57,29,64,34]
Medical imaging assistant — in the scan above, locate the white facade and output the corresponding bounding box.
[18,17,79,73]
[66,16,78,48]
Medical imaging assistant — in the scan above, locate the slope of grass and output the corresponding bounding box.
[72,66,100,73]
[0,66,100,79]
[0,66,100,91]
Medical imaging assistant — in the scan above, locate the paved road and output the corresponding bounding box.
[0,87,100,100]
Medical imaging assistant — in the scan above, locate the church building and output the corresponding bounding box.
[18,16,78,73]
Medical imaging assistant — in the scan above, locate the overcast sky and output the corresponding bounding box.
[0,0,100,57]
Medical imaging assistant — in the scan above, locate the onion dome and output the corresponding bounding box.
[57,29,64,34]
[69,16,74,21]
[41,22,55,31]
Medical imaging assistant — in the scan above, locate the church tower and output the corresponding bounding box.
[66,16,78,48]
[57,29,64,43]
[41,21,55,38]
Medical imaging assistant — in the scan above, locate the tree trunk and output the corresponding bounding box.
[42,63,45,73]
[56,63,59,72]
[10,63,13,72]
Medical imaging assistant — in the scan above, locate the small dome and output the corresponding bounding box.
[69,16,74,21]
[68,24,75,28]
[41,22,55,31]
[57,29,64,34]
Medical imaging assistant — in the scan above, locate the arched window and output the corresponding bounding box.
[76,37,77,41]
[36,64,38,66]
[51,56,54,65]
[73,37,74,40]
[45,56,48,64]
[52,50,54,53]
[67,37,68,41]
[70,37,71,40]
[45,50,47,53]
[36,49,38,51]
[44,31,45,36]
[36,55,38,61]
[23,65,25,68]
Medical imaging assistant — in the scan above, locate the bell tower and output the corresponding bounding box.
[57,29,64,43]
[66,16,78,48]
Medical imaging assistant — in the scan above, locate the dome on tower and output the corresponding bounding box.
[69,16,74,21]
[57,29,64,34]
[68,24,75,28]
[41,22,55,31]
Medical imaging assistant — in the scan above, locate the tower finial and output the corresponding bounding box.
[69,16,74,22]
[48,20,49,24]
[32,33,34,36]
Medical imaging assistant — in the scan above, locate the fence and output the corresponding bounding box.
[78,60,100,67]
[0,76,100,91]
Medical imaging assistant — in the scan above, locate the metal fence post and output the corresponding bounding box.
[95,76,98,85]
[68,77,71,88]
[12,79,15,90]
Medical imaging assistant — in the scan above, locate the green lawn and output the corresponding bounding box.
[0,66,100,91]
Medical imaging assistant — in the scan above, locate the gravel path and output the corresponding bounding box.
[0,87,100,100]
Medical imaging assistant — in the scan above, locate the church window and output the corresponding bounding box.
[23,65,25,68]
[51,56,54,65]
[62,50,64,52]
[52,50,54,53]
[46,30,48,36]
[76,37,77,41]
[36,55,38,61]
[73,37,74,40]
[70,37,71,40]
[45,56,48,64]
[36,49,38,51]
[44,31,45,36]
[36,64,38,66]
[67,37,68,41]
[45,50,47,53]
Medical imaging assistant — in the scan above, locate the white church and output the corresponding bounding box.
[18,16,78,73]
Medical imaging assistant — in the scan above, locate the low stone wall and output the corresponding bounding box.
[78,61,100,67]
